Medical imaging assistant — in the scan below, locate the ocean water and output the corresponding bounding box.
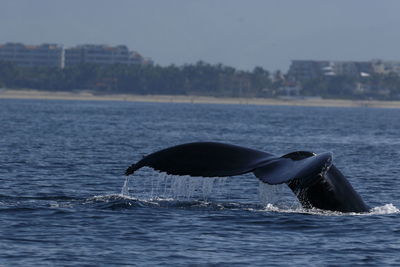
[1,98,400,266]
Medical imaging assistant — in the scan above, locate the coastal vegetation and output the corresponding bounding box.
[1,61,400,100]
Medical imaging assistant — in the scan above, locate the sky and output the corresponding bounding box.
[1,0,400,71]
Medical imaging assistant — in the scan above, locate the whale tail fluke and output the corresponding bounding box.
[124,142,332,186]
[124,142,275,177]
[124,141,370,212]
[123,142,333,185]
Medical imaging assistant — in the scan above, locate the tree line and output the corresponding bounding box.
[0,61,274,97]
[1,61,400,100]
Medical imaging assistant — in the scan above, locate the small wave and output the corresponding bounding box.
[86,194,400,216]
[0,194,80,202]
[85,194,264,211]
[0,207,40,213]
[84,194,207,209]
[86,194,204,209]
[88,194,139,202]
[84,194,147,209]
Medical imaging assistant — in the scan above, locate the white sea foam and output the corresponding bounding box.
[369,203,400,215]
[260,202,400,216]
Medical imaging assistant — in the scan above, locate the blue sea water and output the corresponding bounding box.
[1,98,400,266]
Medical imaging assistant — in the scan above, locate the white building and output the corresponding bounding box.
[288,60,377,81]
[0,43,63,68]
[64,44,147,67]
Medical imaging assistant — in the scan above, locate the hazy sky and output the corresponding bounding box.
[1,0,400,71]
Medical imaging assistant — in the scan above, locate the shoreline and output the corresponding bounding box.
[1,89,400,109]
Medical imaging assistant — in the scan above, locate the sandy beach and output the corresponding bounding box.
[1,89,400,109]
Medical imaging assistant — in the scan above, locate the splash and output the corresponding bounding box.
[122,170,300,207]
[121,176,130,196]
[121,169,229,201]
[369,204,400,215]
[258,182,300,209]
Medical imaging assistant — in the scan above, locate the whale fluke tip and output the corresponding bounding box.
[125,164,137,176]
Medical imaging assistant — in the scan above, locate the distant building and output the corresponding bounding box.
[64,44,149,67]
[287,60,332,81]
[371,60,400,75]
[333,61,373,76]
[0,43,63,68]
[288,59,400,81]
[0,42,152,69]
